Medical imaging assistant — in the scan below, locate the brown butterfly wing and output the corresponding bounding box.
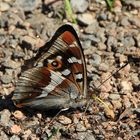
[12,25,87,109]
[34,25,87,97]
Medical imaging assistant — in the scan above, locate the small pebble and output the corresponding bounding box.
[98,63,109,72]
[123,96,131,108]
[13,110,25,120]
[98,13,107,20]
[0,34,6,45]
[125,0,140,8]
[58,115,72,125]
[120,81,133,92]
[0,2,10,11]
[22,35,38,48]
[2,59,21,69]
[84,132,96,140]
[122,36,135,47]
[22,129,32,139]
[111,100,122,110]
[76,123,86,132]
[13,51,25,58]
[98,42,107,50]
[10,124,21,134]
[15,0,39,12]
[84,21,99,34]
[90,54,101,66]
[77,13,95,25]
[71,0,88,13]
[120,17,130,27]
[109,94,121,100]
[10,135,20,140]
[0,109,11,126]
[1,74,13,84]
[107,36,117,49]
[129,16,140,27]
[0,131,9,140]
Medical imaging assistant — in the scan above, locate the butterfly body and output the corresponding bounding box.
[12,25,87,110]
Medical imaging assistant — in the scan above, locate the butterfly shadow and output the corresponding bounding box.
[0,96,16,112]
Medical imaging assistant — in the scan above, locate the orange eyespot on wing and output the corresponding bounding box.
[62,31,75,45]
[47,59,62,70]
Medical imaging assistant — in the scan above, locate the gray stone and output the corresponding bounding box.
[26,14,48,27]
[125,0,140,8]
[1,74,13,84]
[10,135,20,140]
[130,73,140,87]
[123,96,131,108]
[22,129,32,139]
[0,34,6,45]
[58,115,72,125]
[3,49,13,59]
[71,0,88,13]
[77,13,95,25]
[0,2,10,11]
[26,14,57,39]
[107,36,117,49]
[81,34,100,44]
[0,13,9,28]
[76,123,86,132]
[122,36,135,47]
[84,132,96,140]
[13,51,25,58]
[98,42,107,50]
[85,21,99,34]
[98,63,109,72]
[120,80,133,92]
[120,17,130,26]
[109,94,121,100]
[91,36,100,44]
[76,132,87,140]
[90,54,101,66]
[111,100,122,109]
[0,131,9,140]
[22,35,37,48]
[0,109,11,126]
[115,46,126,54]
[15,0,40,12]
[85,20,106,42]
[98,13,107,20]
[128,17,140,28]
[106,22,117,31]
[9,39,19,48]
[82,40,92,49]
[76,132,95,140]
[2,59,21,69]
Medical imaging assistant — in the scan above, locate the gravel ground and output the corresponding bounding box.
[0,0,140,139]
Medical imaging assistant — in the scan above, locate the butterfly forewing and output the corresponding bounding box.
[12,25,87,109]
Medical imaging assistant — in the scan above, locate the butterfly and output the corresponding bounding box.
[12,24,88,110]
